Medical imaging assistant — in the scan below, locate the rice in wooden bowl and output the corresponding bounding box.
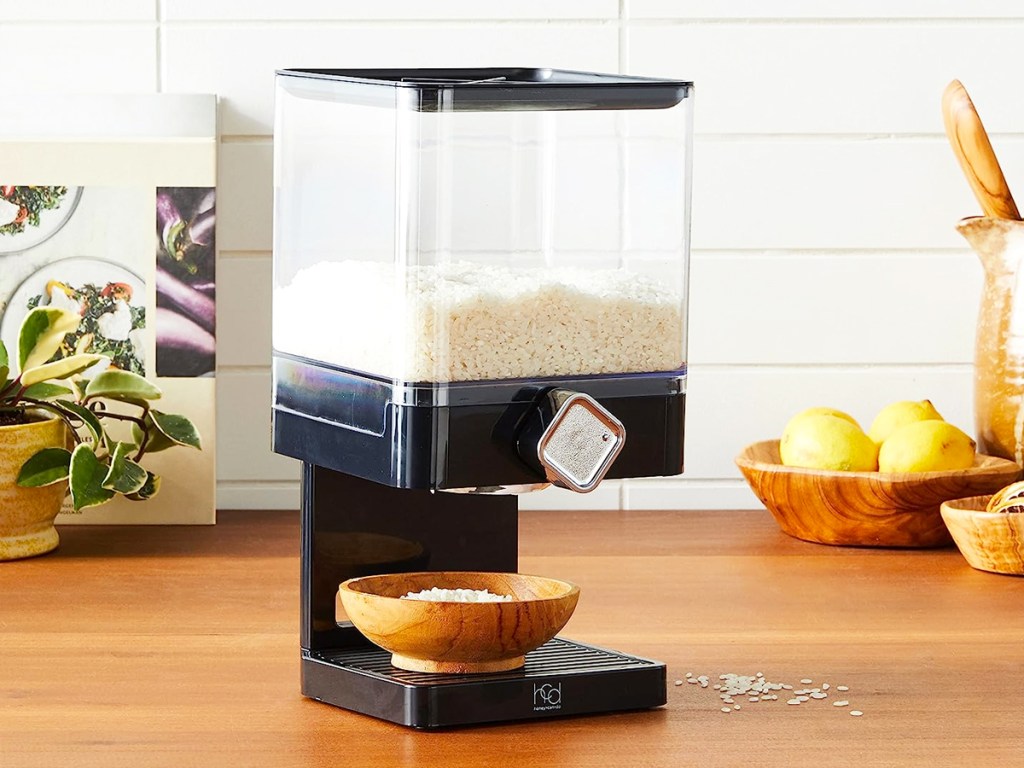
[339,571,580,673]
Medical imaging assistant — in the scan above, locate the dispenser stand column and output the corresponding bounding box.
[300,463,518,653]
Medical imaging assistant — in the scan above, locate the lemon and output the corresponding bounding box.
[782,407,861,448]
[877,420,976,473]
[780,413,879,471]
[784,407,861,432]
[867,400,944,444]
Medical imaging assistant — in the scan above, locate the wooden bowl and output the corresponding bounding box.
[941,495,1024,575]
[338,571,580,674]
[736,440,1021,548]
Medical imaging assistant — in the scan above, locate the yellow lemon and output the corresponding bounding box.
[877,420,976,473]
[782,407,861,444]
[868,400,943,444]
[780,413,879,471]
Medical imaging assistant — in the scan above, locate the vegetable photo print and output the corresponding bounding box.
[156,188,215,377]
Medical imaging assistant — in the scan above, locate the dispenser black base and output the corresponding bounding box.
[303,637,666,729]
[274,354,685,491]
[299,465,667,728]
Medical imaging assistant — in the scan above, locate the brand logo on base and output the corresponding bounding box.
[533,682,562,711]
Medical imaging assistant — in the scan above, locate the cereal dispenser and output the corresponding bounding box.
[272,68,692,727]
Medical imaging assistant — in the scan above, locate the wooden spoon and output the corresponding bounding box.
[942,79,1020,220]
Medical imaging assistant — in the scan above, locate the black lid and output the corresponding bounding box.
[276,68,691,112]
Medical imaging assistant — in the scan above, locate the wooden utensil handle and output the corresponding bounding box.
[942,80,1021,220]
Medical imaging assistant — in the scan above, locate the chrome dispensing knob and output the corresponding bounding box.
[517,389,626,493]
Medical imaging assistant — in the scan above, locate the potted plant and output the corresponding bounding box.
[0,306,200,560]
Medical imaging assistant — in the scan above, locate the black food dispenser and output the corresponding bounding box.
[272,68,693,728]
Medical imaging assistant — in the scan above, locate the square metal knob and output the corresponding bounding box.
[535,391,626,493]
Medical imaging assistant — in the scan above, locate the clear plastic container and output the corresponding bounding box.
[273,68,692,386]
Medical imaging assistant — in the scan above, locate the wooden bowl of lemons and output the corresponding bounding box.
[736,403,1021,548]
[941,488,1024,575]
[339,571,580,674]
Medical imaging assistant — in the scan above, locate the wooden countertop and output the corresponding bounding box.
[2,509,1023,767]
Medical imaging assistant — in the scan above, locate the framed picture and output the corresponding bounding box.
[0,94,217,524]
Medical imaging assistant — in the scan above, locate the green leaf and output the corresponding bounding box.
[18,307,81,371]
[0,340,7,369]
[20,353,105,387]
[16,448,72,487]
[55,400,103,445]
[71,378,88,401]
[101,442,147,494]
[68,443,115,511]
[131,414,174,454]
[84,370,162,402]
[150,410,202,450]
[20,382,74,400]
[0,366,8,389]
[125,471,160,501]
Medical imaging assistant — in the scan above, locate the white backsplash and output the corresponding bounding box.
[10,1,1009,510]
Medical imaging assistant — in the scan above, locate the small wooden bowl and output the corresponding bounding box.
[736,440,1021,548]
[941,495,1024,575]
[338,571,580,674]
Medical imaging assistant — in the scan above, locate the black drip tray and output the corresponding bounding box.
[319,637,656,683]
[303,637,667,728]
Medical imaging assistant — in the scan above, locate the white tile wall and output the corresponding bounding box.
[5,1,155,21]
[217,141,273,251]
[162,24,619,135]
[161,1,619,22]
[18,3,1019,511]
[688,252,980,365]
[629,1,1024,21]
[0,24,156,92]
[630,22,1024,134]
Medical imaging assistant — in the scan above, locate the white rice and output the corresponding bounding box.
[274,260,683,382]
[400,588,513,603]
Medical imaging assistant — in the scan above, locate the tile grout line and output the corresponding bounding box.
[627,16,1024,25]
[155,0,163,91]
[216,133,1024,143]
[618,0,629,73]
[158,18,617,27]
